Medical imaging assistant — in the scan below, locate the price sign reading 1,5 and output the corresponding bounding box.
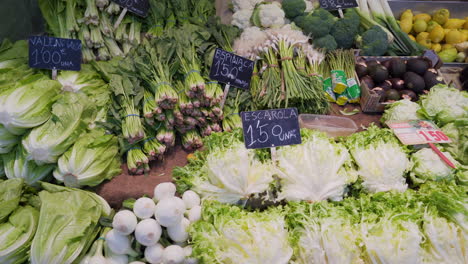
[112,0,150,17]
[241,108,302,149]
[209,48,254,90]
[417,129,451,143]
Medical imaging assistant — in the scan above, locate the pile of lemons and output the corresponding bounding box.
[399,9,467,62]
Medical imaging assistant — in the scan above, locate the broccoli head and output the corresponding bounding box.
[313,34,338,52]
[343,8,360,32]
[331,10,361,49]
[282,0,306,19]
[357,25,389,56]
[295,9,337,39]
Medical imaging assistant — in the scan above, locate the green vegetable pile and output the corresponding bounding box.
[382,84,468,170]
[39,0,216,62]
[0,40,121,187]
[0,179,111,264]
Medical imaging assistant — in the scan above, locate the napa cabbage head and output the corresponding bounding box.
[0,205,39,264]
[0,124,18,154]
[57,65,111,108]
[22,92,96,165]
[0,178,23,223]
[381,99,422,124]
[30,183,109,264]
[190,201,293,264]
[3,145,55,186]
[345,125,409,193]
[418,84,468,126]
[276,130,357,202]
[0,79,61,135]
[191,142,275,204]
[53,128,121,188]
[409,148,457,185]
[287,202,363,264]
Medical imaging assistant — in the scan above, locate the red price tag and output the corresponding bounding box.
[416,129,451,143]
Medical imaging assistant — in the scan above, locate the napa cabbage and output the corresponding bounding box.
[53,128,121,188]
[3,145,55,186]
[0,79,61,135]
[22,92,95,165]
[0,205,39,264]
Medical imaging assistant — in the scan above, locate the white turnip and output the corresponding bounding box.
[187,206,201,223]
[134,218,162,246]
[154,197,185,227]
[182,191,200,209]
[162,245,185,264]
[112,210,137,235]
[167,218,190,243]
[153,182,176,201]
[144,243,164,264]
[134,197,156,219]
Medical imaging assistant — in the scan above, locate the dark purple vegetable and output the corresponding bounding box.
[361,75,375,89]
[388,58,407,78]
[407,58,430,76]
[385,89,400,101]
[381,59,392,69]
[404,72,425,94]
[389,78,405,90]
[366,60,380,69]
[369,64,389,83]
[423,69,444,89]
[378,80,393,91]
[355,63,368,78]
[400,89,418,101]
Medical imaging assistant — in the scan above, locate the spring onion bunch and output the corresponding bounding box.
[127,147,150,175]
[122,98,145,144]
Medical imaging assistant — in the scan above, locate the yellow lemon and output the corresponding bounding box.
[408,34,416,41]
[429,25,445,43]
[431,43,442,52]
[445,30,463,44]
[413,19,428,33]
[442,43,454,50]
[416,32,430,42]
[414,13,431,23]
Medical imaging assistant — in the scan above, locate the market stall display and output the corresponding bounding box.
[0,0,467,263]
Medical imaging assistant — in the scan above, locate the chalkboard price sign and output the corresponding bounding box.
[319,0,358,10]
[29,36,82,71]
[209,48,255,90]
[112,0,150,17]
[241,108,302,149]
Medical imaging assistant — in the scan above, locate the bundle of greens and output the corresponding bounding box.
[326,49,360,105]
[39,0,142,62]
[233,25,329,113]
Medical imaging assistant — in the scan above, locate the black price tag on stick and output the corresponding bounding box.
[241,108,302,149]
[29,36,82,71]
[209,48,255,90]
[319,0,358,10]
[112,0,150,17]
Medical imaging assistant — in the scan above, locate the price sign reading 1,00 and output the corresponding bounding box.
[417,129,451,143]
[241,108,302,149]
[28,36,82,71]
